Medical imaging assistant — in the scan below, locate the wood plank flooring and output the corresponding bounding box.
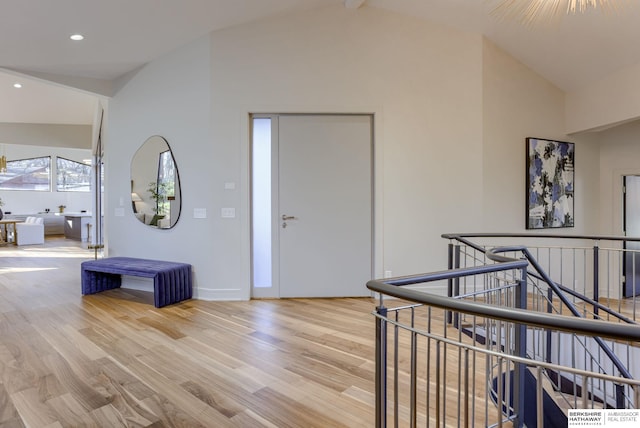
[1,237,387,427]
[1,237,539,427]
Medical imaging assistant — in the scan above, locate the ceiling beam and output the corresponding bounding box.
[344,0,366,9]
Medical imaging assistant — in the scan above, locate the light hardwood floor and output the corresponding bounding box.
[0,237,382,427]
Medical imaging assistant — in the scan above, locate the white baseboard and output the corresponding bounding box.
[193,287,244,301]
[121,277,244,301]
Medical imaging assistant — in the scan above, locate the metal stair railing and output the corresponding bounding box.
[445,235,639,411]
[500,246,633,410]
[368,269,640,427]
[442,233,640,320]
[369,235,640,427]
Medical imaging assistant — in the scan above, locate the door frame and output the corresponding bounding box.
[623,174,640,297]
[251,113,280,298]
[248,112,379,299]
[608,169,640,301]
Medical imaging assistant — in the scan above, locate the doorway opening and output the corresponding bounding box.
[250,114,373,298]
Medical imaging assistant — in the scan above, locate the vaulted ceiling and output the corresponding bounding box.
[2,0,638,125]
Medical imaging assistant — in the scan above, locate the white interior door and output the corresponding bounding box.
[278,114,372,298]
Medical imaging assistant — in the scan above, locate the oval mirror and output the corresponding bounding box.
[130,136,181,229]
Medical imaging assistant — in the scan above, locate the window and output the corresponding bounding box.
[57,157,91,192]
[0,156,51,191]
[156,150,175,215]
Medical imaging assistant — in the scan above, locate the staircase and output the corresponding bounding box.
[367,233,640,428]
[491,369,568,428]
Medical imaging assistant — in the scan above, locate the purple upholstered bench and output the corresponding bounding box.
[81,257,192,308]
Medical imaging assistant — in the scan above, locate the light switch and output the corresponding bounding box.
[221,208,236,218]
[193,208,207,219]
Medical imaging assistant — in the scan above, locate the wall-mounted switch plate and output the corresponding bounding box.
[221,208,236,218]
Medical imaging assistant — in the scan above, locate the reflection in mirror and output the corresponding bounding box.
[130,136,181,229]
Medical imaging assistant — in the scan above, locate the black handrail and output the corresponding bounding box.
[442,232,640,243]
[375,260,528,287]
[367,270,640,343]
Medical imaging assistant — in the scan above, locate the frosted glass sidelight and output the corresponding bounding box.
[252,118,272,288]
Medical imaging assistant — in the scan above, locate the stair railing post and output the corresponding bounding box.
[447,242,461,325]
[593,241,599,318]
[615,383,625,409]
[546,287,553,364]
[513,264,528,428]
[375,302,388,428]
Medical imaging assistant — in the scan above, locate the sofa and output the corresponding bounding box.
[7,213,65,235]
[135,212,170,228]
[16,216,45,245]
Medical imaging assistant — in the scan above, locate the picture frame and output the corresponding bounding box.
[526,137,574,229]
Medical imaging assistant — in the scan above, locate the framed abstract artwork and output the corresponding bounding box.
[526,137,574,229]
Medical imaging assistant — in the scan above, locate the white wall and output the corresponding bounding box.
[482,39,601,234]
[597,120,640,235]
[210,5,484,297]
[566,62,640,134]
[0,123,91,149]
[106,5,604,301]
[106,35,213,296]
[0,143,92,214]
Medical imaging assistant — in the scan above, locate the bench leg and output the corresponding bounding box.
[153,268,192,308]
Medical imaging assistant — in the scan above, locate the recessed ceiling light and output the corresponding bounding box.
[70,34,84,41]
[13,83,22,89]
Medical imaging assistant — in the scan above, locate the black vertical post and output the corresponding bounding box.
[454,244,461,294]
[447,243,454,324]
[513,266,528,428]
[546,287,553,364]
[615,384,625,409]
[447,244,461,325]
[593,243,599,318]
[375,305,387,428]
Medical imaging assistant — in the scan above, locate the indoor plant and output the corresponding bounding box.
[147,181,169,216]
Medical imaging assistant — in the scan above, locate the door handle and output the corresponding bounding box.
[282,214,297,228]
